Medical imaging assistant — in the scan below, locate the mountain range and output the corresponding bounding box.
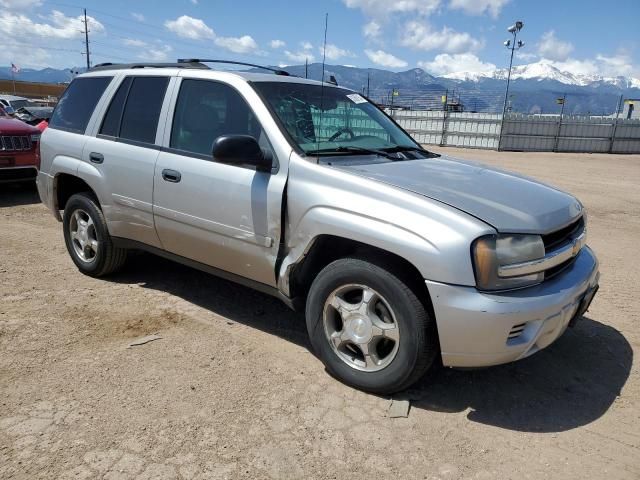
[2,61,639,115]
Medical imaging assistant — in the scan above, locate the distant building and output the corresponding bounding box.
[622,99,639,119]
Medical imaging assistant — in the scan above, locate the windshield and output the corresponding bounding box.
[252,82,420,155]
[10,100,30,109]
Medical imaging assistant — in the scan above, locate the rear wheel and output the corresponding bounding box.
[63,193,127,277]
[306,257,439,394]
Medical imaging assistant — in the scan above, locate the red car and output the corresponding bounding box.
[0,105,41,183]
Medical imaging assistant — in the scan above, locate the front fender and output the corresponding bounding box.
[278,155,496,296]
[278,206,439,296]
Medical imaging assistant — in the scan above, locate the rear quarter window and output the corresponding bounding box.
[49,76,112,133]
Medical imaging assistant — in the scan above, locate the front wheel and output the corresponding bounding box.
[305,258,439,394]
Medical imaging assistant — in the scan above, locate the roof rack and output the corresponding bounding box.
[90,61,209,71]
[177,59,291,76]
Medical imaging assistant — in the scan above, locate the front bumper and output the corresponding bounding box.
[427,246,599,368]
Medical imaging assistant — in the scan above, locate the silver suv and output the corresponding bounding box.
[37,60,599,393]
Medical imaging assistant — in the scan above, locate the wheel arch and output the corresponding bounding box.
[54,173,97,213]
[286,234,434,315]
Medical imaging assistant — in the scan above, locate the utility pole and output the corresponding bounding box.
[440,89,448,146]
[553,94,566,152]
[366,71,370,97]
[305,57,308,79]
[82,9,91,70]
[609,93,624,153]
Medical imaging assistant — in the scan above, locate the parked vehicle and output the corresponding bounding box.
[37,61,599,393]
[13,106,54,126]
[0,94,32,115]
[0,105,41,183]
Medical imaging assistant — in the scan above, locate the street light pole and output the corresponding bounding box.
[498,21,524,151]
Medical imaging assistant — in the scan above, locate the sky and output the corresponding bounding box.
[0,0,638,79]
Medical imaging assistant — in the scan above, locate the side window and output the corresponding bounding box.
[120,77,169,144]
[99,77,132,137]
[170,79,265,156]
[99,76,168,144]
[49,76,112,133]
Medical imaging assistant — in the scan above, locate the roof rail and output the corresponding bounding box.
[177,59,291,76]
[90,61,209,71]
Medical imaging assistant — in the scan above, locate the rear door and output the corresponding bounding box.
[82,74,174,247]
[153,77,288,286]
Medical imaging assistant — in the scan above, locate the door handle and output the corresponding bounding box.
[89,152,104,164]
[162,169,182,183]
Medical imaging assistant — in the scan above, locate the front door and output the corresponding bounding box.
[153,78,286,286]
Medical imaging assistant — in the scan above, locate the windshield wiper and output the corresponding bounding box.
[313,146,397,159]
[383,146,440,157]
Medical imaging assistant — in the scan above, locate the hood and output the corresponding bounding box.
[333,155,582,234]
[0,117,40,135]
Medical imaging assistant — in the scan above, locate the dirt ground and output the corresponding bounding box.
[1,148,639,479]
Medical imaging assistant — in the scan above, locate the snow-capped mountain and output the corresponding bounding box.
[443,60,640,89]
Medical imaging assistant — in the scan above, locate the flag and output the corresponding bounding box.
[11,63,21,74]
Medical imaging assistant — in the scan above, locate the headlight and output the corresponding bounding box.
[30,133,41,142]
[472,234,545,291]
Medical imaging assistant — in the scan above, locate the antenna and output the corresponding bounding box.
[316,12,329,162]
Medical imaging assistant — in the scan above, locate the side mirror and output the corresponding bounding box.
[212,135,272,172]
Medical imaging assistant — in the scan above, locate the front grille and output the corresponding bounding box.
[542,216,584,251]
[0,135,32,152]
[539,216,585,281]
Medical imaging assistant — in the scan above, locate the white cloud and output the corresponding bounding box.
[164,15,214,40]
[549,53,635,78]
[401,21,483,53]
[300,41,313,51]
[537,31,574,62]
[320,44,355,61]
[0,0,41,10]
[143,44,173,62]
[343,0,441,16]
[449,0,510,18]
[131,12,145,22]
[0,42,51,69]
[515,51,538,61]
[123,38,147,48]
[269,39,285,49]
[418,53,495,75]
[364,49,408,68]
[363,20,381,39]
[190,0,198,4]
[120,38,173,62]
[0,10,104,39]
[214,35,259,54]
[284,50,315,63]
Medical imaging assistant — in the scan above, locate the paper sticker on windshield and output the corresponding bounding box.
[347,93,368,104]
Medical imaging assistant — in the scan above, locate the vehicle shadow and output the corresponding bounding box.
[110,252,631,433]
[110,252,309,349]
[405,315,632,433]
[0,182,40,207]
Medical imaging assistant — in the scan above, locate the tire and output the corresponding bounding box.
[305,257,439,394]
[62,192,127,277]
